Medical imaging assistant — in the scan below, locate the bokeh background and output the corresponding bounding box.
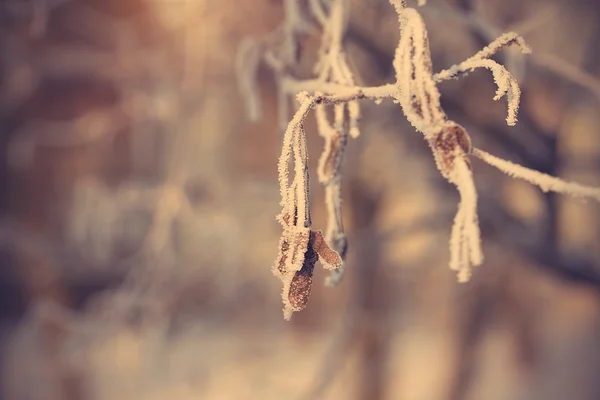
[1,0,600,399]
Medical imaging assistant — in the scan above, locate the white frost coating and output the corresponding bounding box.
[334,102,345,131]
[471,32,532,60]
[277,95,313,206]
[393,7,446,138]
[434,32,531,126]
[448,158,483,282]
[315,103,332,138]
[306,0,357,286]
[293,118,310,227]
[389,3,487,282]
[348,99,361,138]
[442,58,522,126]
[474,149,600,202]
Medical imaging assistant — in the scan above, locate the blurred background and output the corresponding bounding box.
[1,0,600,399]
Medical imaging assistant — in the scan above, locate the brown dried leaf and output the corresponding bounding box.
[312,230,343,270]
[288,241,317,311]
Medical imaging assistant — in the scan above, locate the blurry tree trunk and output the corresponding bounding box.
[349,179,390,400]
[447,264,538,400]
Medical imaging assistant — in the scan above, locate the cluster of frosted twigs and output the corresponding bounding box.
[237,0,600,320]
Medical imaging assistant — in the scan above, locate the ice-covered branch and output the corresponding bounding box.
[433,32,531,126]
[473,148,600,202]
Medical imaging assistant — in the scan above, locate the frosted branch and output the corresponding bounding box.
[448,158,483,282]
[434,32,531,126]
[473,149,600,202]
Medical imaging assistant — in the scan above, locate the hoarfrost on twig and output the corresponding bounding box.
[448,157,483,282]
[434,32,532,126]
[473,149,600,202]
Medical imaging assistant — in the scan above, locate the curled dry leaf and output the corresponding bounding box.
[312,230,343,270]
[274,228,342,320]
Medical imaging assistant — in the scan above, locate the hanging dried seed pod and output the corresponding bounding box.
[431,122,472,177]
[276,229,342,319]
[317,130,347,185]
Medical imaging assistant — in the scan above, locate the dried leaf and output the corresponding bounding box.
[312,230,343,270]
[288,240,318,311]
